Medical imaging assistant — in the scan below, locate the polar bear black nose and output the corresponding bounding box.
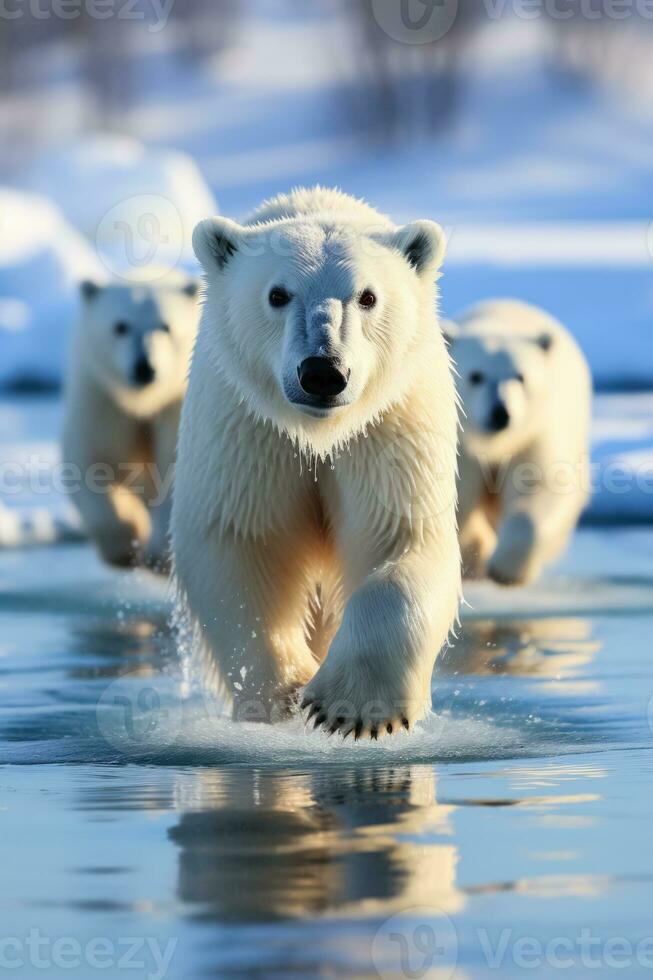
[489,402,510,432]
[133,356,155,386]
[298,357,349,398]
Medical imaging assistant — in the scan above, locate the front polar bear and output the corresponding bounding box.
[172,187,461,739]
[449,299,591,585]
[63,272,200,570]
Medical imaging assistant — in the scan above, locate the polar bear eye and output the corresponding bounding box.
[359,289,377,309]
[469,371,485,385]
[269,287,291,308]
[114,321,129,337]
[159,323,171,334]
[515,372,525,384]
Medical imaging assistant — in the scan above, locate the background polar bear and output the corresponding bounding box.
[63,272,200,570]
[448,299,591,585]
[172,187,460,739]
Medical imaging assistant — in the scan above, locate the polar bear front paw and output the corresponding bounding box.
[94,522,143,569]
[300,658,428,741]
[487,513,539,586]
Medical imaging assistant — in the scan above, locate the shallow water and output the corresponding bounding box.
[2,531,653,979]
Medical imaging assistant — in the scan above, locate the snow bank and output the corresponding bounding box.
[587,394,653,524]
[0,188,104,388]
[0,398,82,548]
[25,135,217,282]
[0,137,218,391]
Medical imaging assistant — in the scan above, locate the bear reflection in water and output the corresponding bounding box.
[168,767,464,923]
[441,617,599,689]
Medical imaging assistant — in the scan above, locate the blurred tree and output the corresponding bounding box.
[0,0,244,171]
[337,0,484,140]
[542,3,653,101]
[169,0,241,62]
[74,6,134,126]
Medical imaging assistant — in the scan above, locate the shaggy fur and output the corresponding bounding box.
[62,271,199,569]
[449,299,591,585]
[172,187,460,738]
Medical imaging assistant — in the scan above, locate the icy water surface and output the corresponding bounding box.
[2,530,653,979]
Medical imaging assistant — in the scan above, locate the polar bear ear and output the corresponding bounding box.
[80,280,101,302]
[391,220,447,277]
[193,217,245,272]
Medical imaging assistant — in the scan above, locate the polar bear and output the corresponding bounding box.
[448,299,591,585]
[172,187,460,738]
[62,272,200,570]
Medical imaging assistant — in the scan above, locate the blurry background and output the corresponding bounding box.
[0,0,652,531]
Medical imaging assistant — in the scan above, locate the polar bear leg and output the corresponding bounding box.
[177,530,320,717]
[145,404,180,572]
[302,550,458,738]
[488,489,583,586]
[459,507,496,579]
[145,498,172,573]
[73,474,150,569]
[457,452,496,578]
[305,570,344,664]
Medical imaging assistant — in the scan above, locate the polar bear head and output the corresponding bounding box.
[447,322,554,459]
[78,273,200,416]
[192,208,447,452]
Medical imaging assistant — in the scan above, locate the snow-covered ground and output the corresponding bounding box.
[0,188,104,388]
[591,393,653,522]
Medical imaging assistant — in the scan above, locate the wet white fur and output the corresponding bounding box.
[450,299,591,585]
[63,271,199,569]
[172,187,460,736]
